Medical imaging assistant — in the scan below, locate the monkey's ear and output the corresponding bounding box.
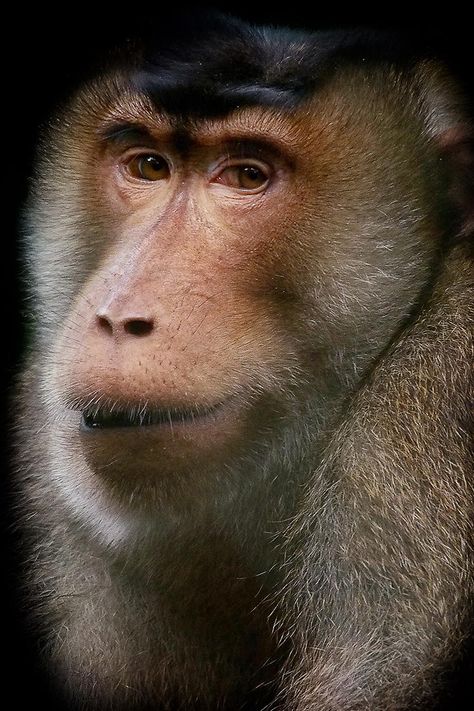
[416,60,474,235]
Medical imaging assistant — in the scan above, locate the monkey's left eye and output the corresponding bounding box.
[213,162,270,192]
[125,154,170,181]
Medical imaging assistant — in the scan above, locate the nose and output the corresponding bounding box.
[95,312,155,339]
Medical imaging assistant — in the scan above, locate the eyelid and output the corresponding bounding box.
[210,157,272,181]
[119,147,167,162]
[212,155,270,170]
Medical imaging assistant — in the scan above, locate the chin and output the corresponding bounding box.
[50,390,283,527]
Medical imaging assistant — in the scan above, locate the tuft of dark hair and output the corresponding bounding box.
[130,12,428,118]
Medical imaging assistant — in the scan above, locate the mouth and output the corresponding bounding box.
[80,402,224,431]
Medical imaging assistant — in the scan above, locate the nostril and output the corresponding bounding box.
[124,319,154,337]
[97,315,113,335]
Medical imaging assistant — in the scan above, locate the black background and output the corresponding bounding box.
[3,5,473,708]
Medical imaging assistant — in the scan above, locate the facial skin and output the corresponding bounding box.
[58,105,303,494]
[17,23,473,710]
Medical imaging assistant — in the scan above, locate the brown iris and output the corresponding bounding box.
[127,154,170,181]
[216,164,269,191]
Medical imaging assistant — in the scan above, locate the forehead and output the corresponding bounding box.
[74,21,419,146]
[131,20,420,119]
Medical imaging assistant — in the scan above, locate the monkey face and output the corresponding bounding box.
[47,105,302,504]
[30,68,444,533]
[16,18,473,710]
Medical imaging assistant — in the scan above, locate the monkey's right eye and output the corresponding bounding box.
[125,154,170,181]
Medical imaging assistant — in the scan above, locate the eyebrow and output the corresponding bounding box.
[98,121,156,145]
[97,118,297,167]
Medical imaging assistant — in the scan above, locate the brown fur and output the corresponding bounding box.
[15,51,473,710]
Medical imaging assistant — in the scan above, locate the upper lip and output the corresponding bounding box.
[81,402,224,430]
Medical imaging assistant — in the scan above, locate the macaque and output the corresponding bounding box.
[15,14,473,711]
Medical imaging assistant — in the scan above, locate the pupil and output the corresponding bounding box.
[146,156,161,171]
[243,167,260,181]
